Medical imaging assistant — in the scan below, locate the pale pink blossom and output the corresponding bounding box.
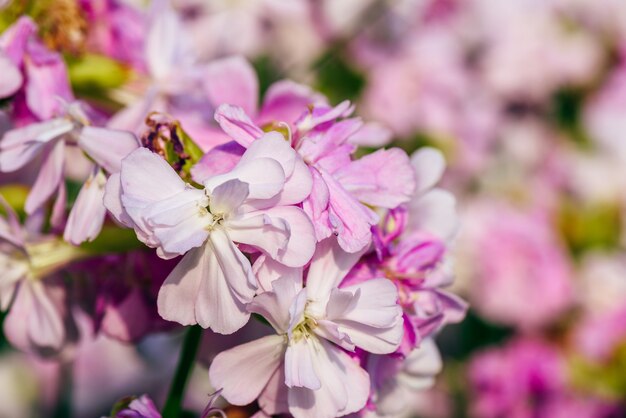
[209,239,404,418]
[0,198,80,355]
[0,102,139,243]
[105,135,315,334]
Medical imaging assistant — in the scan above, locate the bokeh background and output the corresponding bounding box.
[1,0,626,417]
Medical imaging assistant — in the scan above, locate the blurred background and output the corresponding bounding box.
[1,0,626,417]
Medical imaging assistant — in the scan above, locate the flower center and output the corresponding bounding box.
[290,315,318,343]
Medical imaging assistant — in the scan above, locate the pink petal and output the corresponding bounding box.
[319,168,378,253]
[0,16,37,64]
[239,132,296,177]
[118,148,187,244]
[347,122,392,147]
[63,169,107,245]
[258,366,289,415]
[334,148,416,208]
[302,167,332,242]
[209,335,285,405]
[190,141,245,183]
[78,126,139,174]
[214,104,264,147]
[103,172,131,227]
[258,80,324,126]
[24,44,73,120]
[24,138,65,214]
[0,118,73,172]
[0,52,22,98]
[203,56,259,116]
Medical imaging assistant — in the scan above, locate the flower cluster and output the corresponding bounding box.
[0,3,464,418]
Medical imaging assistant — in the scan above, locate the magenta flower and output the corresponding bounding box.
[0,16,73,124]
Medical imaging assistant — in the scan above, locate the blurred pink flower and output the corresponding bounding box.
[0,16,73,125]
[462,202,574,329]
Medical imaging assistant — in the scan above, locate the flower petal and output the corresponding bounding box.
[24,138,65,214]
[214,104,264,147]
[0,52,22,98]
[63,169,107,245]
[285,338,321,390]
[77,126,139,174]
[411,147,445,195]
[334,148,416,208]
[204,56,259,116]
[287,339,369,418]
[0,118,72,172]
[248,275,302,334]
[209,335,285,405]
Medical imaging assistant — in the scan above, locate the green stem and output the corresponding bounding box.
[162,326,202,418]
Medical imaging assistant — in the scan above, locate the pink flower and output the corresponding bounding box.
[461,201,574,329]
[105,135,315,334]
[209,239,404,418]
[0,102,139,243]
[0,16,73,124]
[0,198,80,355]
[196,101,416,253]
[79,0,146,70]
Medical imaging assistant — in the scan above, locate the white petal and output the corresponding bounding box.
[410,147,445,195]
[287,339,369,418]
[209,179,249,214]
[209,335,285,405]
[260,206,316,268]
[0,118,72,172]
[145,188,210,255]
[304,238,364,317]
[63,169,107,245]
[157,246,206,326]
[328,279,403,354]
[204,157,285,201]
[284,338,321,390]
[406,188,458,240]
[252,255,303,294]
[248,275,302,334]
[226,212,289,259]
[238,132,296,178]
